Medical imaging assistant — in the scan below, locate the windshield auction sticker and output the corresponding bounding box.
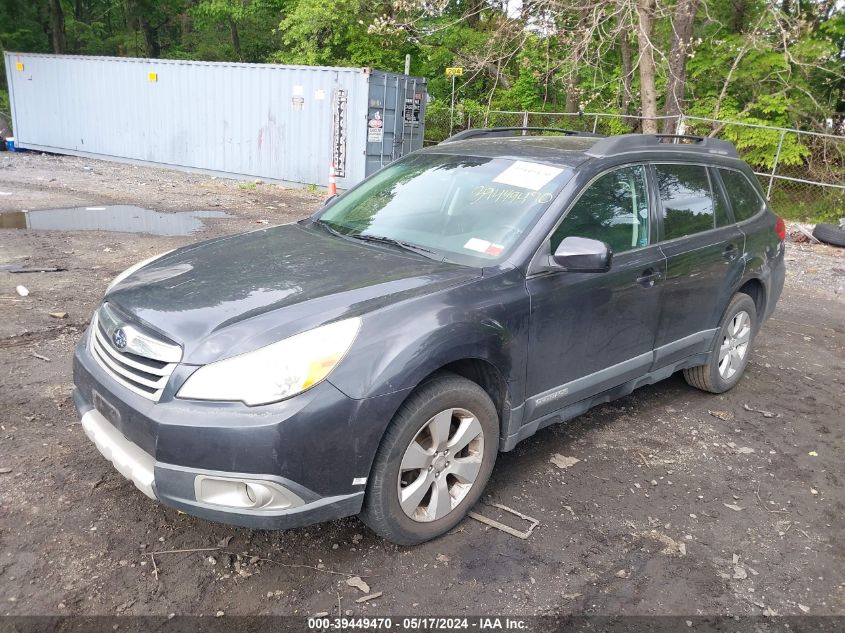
[493,160,563,190]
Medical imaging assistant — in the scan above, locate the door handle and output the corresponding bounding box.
[636,269,662,287]
[723,243,739,261]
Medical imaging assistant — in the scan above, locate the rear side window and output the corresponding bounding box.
[719,169,766,221]
[552,165,650,254]
[711,169,733,227]
[655,164,715,240]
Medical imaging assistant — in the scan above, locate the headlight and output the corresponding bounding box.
[177,317,361,406]
[106,250,174,292]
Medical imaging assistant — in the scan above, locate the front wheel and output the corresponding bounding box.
[684,293,757,394]
[360,373,499,545]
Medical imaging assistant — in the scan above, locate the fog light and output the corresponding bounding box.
[194,476,304,511]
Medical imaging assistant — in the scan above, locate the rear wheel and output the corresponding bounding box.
[684,293,757,394]
[360,373,498,545]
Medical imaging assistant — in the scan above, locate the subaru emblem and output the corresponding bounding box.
[112,328,128,349]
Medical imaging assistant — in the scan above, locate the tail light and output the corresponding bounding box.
[775,217,786,241]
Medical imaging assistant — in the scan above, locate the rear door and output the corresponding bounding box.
[651,163,745,368]
[524,164,665,420]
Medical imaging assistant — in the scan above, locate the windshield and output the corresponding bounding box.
[317,153,571,264]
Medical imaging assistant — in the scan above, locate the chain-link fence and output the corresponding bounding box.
[424,109,845,222]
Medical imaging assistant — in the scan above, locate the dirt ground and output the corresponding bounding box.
[0,152,843,617]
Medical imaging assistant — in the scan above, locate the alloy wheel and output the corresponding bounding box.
[397,407,484,522]
[719,310,751,380]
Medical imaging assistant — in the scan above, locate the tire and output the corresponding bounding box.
[812,223,845,248]
[683,293,757,394]
[360,373,499,545]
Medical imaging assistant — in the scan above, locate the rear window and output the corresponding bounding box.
[654,164,715,239]
[719,169,766,221]
[711,168,733,227]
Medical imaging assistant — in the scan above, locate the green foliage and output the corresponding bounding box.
[0,88,10,137]
[770,187,845,223]
[274,0,404,70]
[189,0,287,62]
[0,0,841,153]
[494,65,544,111]
[714,97,811,170]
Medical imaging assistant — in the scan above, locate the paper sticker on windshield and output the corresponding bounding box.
[464,238,491,253]
[493,161,563,191]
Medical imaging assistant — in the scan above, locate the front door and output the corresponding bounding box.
[525,164,665,421]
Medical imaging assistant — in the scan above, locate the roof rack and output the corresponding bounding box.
[439,127,604,144]
[586,134,739,158]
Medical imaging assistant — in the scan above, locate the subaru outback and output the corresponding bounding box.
[73,130,786,544]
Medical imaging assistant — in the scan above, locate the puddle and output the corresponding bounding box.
[0,205,231,236]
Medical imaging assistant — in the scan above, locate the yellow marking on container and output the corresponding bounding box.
[148,72,158,82]
[15,62,24,71]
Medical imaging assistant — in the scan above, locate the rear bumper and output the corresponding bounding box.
[765,256,785,321]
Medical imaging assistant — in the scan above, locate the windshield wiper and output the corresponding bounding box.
[312,218,346,237]
[349,233,440,259]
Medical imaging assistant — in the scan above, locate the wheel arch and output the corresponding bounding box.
[389,356,512,441]
[367,356,513,471]
[424,358,511,435]
[734,276,767,330]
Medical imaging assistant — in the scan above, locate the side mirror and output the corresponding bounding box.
[552,236,612,273]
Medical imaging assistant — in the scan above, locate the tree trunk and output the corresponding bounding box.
[636,0,659,134]
[730,0,749,32]
[229,18,242,60]
[663,0,700,133]
[620,31,633,119]
[565,74,579,113]
[466,0,483,27]
[140,18,161,58]
[565,9,590,113]
[49,0,66,54]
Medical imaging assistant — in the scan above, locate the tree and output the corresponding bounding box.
[193,0,258,60]
[0,0,841,138]
[663,0,700,133]
[48,0,66,53]
[635,0,658,133]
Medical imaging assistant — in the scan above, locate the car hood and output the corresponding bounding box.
[106,222,479,364]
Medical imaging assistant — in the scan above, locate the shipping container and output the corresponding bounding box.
[3,52,428,188]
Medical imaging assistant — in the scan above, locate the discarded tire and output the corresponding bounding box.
[812,223,845,247]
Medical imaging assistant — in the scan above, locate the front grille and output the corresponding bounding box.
[89,310,180,401]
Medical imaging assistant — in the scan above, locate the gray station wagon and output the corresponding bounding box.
[73,130,786,544]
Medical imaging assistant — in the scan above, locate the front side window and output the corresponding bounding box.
[318,153,571,263]
[655,164,715,239]
[719,168,766,222]
[551,165,650,254]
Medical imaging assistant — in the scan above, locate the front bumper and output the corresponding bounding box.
[74,388,364,529]
[72,330,408,530]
